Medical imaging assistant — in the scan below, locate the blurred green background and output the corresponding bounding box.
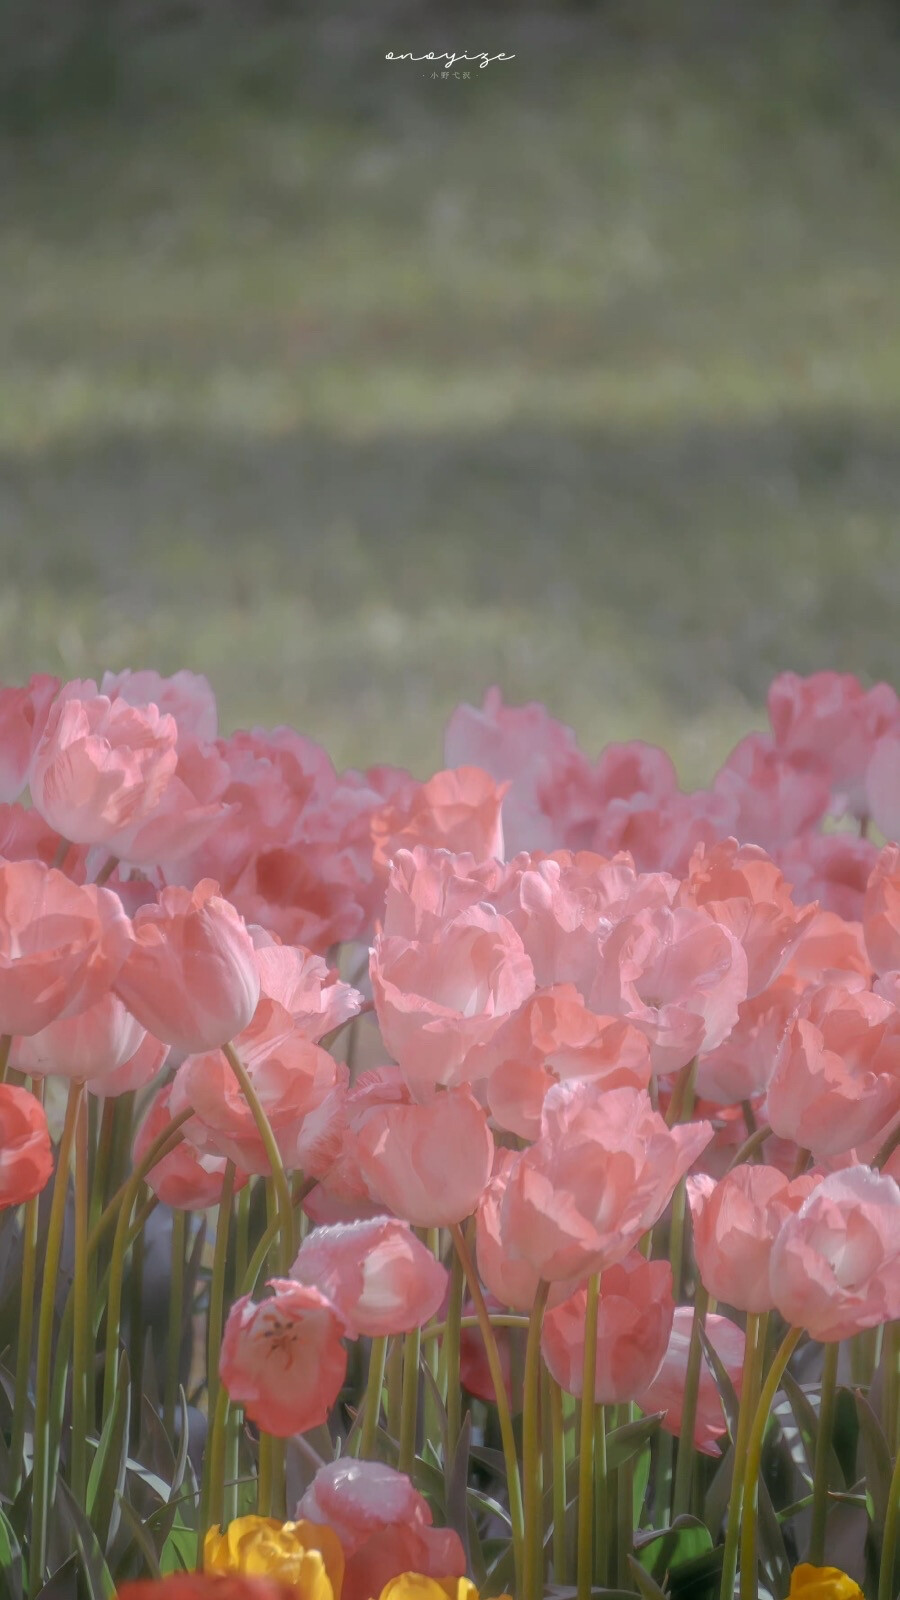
[2,0,899,781]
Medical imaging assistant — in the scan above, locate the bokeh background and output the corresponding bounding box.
[2,0,899,782]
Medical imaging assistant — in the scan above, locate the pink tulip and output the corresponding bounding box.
[591,904,748,1074]
[677,838,816,995]
[863,844,900,977]
[635,1307,745,1454]
[769,1166,900,1341]
[0,674,59,803]
[112,739,230,867]
[290,1217,448,1336]
[305,1066,411,1214]
[711,732,831,853]
[782,910,872,989]
[251,934,363,1041]
[779,832,878,923]
[475,1150,576,1311]
[0,861,130,1037]
[371,905,534,1097]
[133,1084,246,1210]
[475,984,651,1139]
[867,731,900,843]
[371,765,507,870]
[767,670,899,820]
[0,802,63,868]
[99,667,218,744]
[765,985,900,1158]
[219,1279,347,1436]
[355,1085,494,1227]
[687,1165,817,1312]
[696,975,804,1106]
[495,1083,713,1283]
[172,1016,343,1175]
[444,686,587,854]
[0,1084,53,1208]
[114,880,259,1052]
[381,846,511,943]
[296,1460,465,1600]
[12,990,166,1090]
[30,690,179,848]
[541,1253,674,1403]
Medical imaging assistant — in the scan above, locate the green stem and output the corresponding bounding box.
[206,1163,236,1429]
[809,1339,839,1565]
[443,1246,464,1455]
[576,1272,600,1600]
[549,1376,568,1585]
[164,1209,187,1440]
[884,1321,900,1458]
[10,1188,40,1494]
[70,1088,90,1502]
[617,1402,635,1589]
[398,1327,421,1475]
[387,1336,403,1442]
[200,1383,230,1558]
[593,1401,609,1587]
[234,1183,250,1290]
[672,1284,711,1518]
[522,1280,551,1600]
[128,1185,146,1449]
[725,1122,773,1172]
[719,1311,764,1600]
[0,1034,10,1083]
[30,1080,83,1597]
[878,1433,900,1600]
[449,1223,524,1595]
[257,1430,274,1516]
[359,1335,388,1459]
[223,1042,293,1273]
[739,1325,804,1600]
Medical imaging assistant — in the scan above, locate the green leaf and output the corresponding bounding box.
[635,1515,712,1583]
[696,1325,740,1441]
[160,1518,196,1576]
[113,1496,164,1581]
[627,1555,670,1598]
[0,1507,24,1600]
[779,1370,843,1490]
[606,1413,664,1470]
[854,1389,892,1538]
[833,1386,859,1488]
[86,1353,131,1552]
[632,1443,652,1529]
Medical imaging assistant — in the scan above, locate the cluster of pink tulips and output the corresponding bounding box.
[0,667,898,1600]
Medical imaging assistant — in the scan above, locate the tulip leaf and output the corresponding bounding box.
[635,1515,712,1585]
[0,1507,23,1600]
[159,1517,196,1575]
[702,1443,734,1540]
[696,1325,740,1441]
[626,1555,670,1598]
[756,1478,791,1596]
[113,1494,164,1580]
[86,1352,131,1550]
[779,1370,843,1489]
[606,1412,664,1470]
[446,1411,474,1567]
[55,1479,116,1600]
[632,1443,653,1528]
[854,1389,892,1536]
[833,1385,859,1487]
[33,1555,79,1600]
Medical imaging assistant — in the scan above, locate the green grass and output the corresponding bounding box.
[2,0,900,781]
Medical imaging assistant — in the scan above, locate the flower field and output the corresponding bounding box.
[0,666,898,1600]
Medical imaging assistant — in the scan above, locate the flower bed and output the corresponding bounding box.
[0,667,898,1600]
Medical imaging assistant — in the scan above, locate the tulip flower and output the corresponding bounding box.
[765,985,900,1158]
[788,1565,864,1599]
[114,880,260,1052]
[30,689,179,848]
[635,1306,745,1454]
[290,1217,448,1336]
[0,673,59,802]
[371,765,507,869]
[687,1165,817,1312]
[0,1084,53,1208]
[495,1082,712,1283]
[0,860,131,1036]
[541,1252,674,1403]
[296,1460,466,1600]
[769,1166,900,1341]
[768,670,899,819]
[204,1517,344,1600]
[219,1280,347,1437]
[354,1085,494,1228]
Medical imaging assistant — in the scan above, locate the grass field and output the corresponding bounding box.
[2,0,899,781]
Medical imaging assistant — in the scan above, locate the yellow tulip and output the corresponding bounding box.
[789,1566,865,1600]
[375,1579,511,1600]
[204,1516,345,1600]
